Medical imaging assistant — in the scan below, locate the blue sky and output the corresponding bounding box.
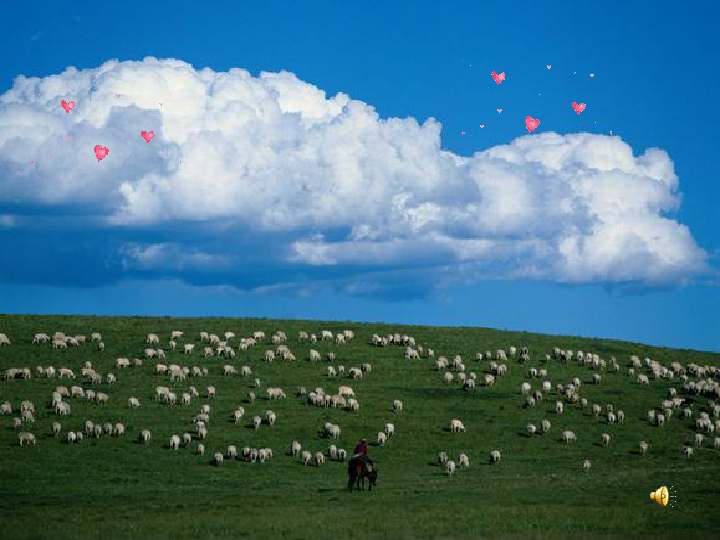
[0,0,718,351]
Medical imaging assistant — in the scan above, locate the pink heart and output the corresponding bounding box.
[525,116,540,133]
[67,137,71,141]
[497,109,502,113]
[547,65,551,69]
[61,100,75,113]
[159,103,163,106]
[141,130,155,143]
[479,125,484,128]
[610,131,612,135]
[94,145,109,161]
[31,161,34,164]
[572,102,586,114]
[491,71,505,84]
[116,94,120,98]
[590,74,594,77]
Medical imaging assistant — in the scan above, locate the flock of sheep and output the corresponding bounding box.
[1,328,719,478]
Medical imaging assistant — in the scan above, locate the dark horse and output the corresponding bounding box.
[348,456,378,492]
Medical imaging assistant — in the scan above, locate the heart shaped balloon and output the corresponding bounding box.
[525,116,540,133]
[94,145,109,161]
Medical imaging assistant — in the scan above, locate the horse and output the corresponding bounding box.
[347,456,378,492]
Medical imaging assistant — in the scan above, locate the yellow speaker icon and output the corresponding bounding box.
[651,486,669,507]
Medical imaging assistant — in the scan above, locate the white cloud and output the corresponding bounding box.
[0,57,709,291]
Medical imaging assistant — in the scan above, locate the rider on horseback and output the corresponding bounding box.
[352,438,373,472]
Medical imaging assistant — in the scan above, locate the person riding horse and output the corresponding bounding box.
[352,438,373,472]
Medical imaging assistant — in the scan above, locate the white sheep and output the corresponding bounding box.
[170,435,181,450]
[337,448,347,461]
[556,402,564,414]
[140,430,151,444]
[253,415,262,429]
[114,423,125,437]
[445,460,456,476]
[458,453,469,467]
[683,446,693,458]
[526,423,537,435]
[695,433,704,448]
[450,419,466,433]
[214,452,224,466]
[490,450,501,464]
[377,432,387,446]
[562,430,577,444]
[438,451,448,465]
[228,445,238,459]
[291,441,302,457]
[128,397,140,409]
[182,433,192,447]
[638,441,648,455]
[18,432,36,446]
[315,452,325,467]
[582,459,592,472]
[541,419,551,434]
[384,423,395,437]
[301,450,312,465]
[393,399,403,412]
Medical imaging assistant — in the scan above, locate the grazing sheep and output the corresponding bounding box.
[656,414,665,427]
[445,460,456,476]
[601,433,611,446]
[51,422,62,437]
[617,410,625,423]
[170,435,181,450]
[490,450,501,464]
[525,396,536,408]
[301,450,312,465]
[114,423,125,437]
[695,433,704,448]
[556,402,564,415]
[638,441,648,455]
[450,419,466,433]
[438,451,448,465]
[182,433,192,447]
[384,423,395,437]
[337,448,347,461]
[582,459,592,472]
[458,453,469,467]
[315,452,325,466]
[393,399,403,412]
[267,411,277,427]
[377,432,387,446]
[67,431,77,444]
[541,420,551,434]
[228,445,238,460]
[253,415,262,429]
[562,430,577,444]
[683,446,693,458]
[214,452,224,466]
[714,437,720,449]
[128,397,140,409]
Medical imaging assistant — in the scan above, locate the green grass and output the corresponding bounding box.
[0,314,718,540]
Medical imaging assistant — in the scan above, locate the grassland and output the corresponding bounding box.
[0,314,718,540]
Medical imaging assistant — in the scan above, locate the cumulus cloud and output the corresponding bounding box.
[0,57,709,295]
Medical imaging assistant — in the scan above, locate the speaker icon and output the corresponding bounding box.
[650,486,675,507]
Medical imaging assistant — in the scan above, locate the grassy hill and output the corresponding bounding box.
[0,314,718,540]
